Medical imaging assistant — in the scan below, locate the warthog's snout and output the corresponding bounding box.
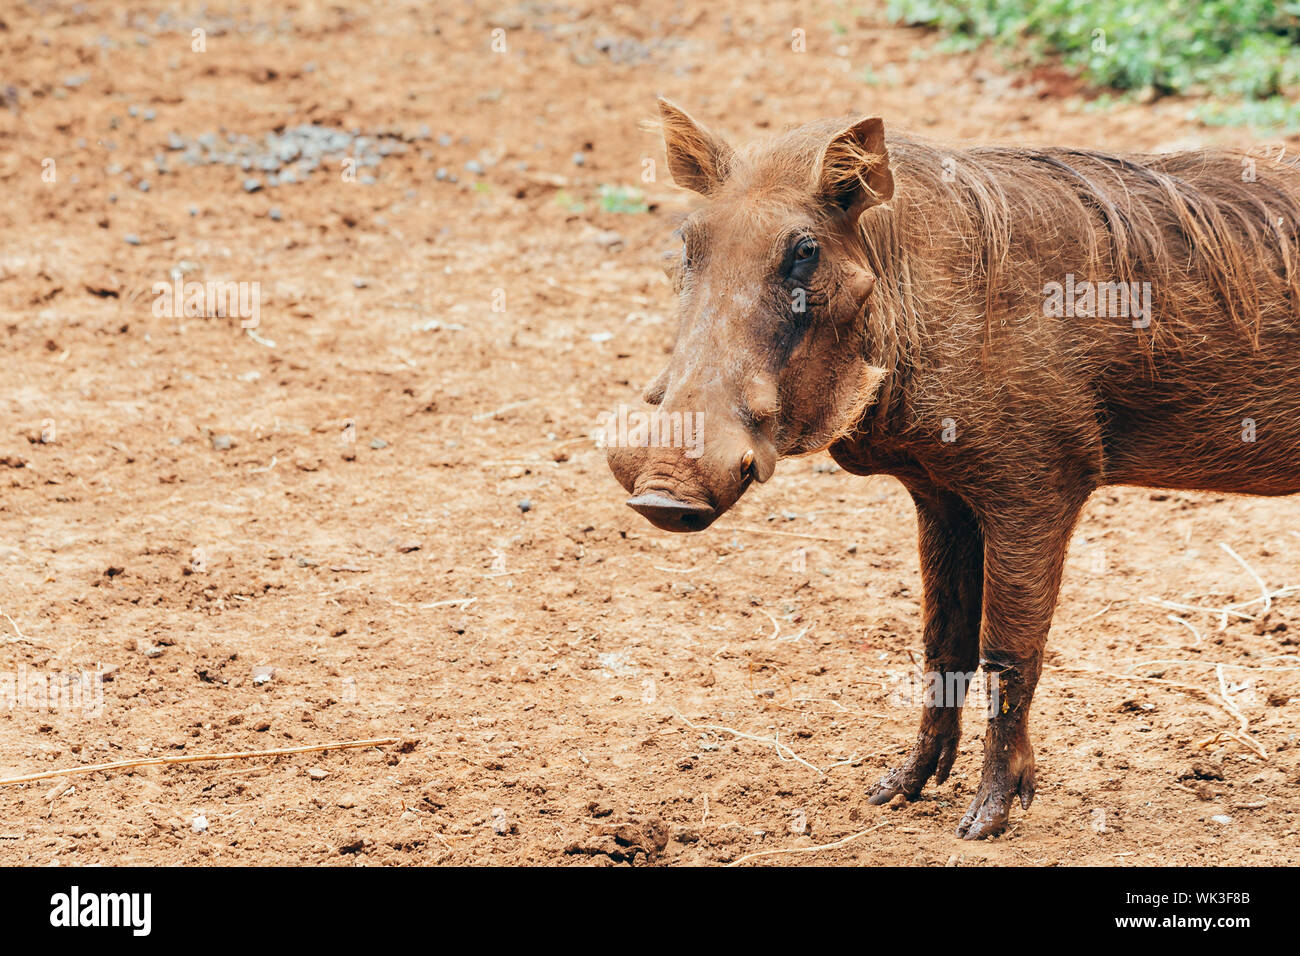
[625,492,717,532]
[605,406,775,534]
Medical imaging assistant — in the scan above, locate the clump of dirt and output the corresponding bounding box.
[565,815,671,865]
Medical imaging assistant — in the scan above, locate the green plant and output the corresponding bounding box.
[598,185,649,214]
[889,0,1300,129]
[1199,97,1300,133]
[554,190,586,213]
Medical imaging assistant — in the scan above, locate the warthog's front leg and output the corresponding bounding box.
[868,489,983,804]
[955,491,1087,839]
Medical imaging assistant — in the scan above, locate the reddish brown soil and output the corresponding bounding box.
[1,1,1297,866]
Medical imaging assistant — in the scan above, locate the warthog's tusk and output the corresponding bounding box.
[741,449,755,478]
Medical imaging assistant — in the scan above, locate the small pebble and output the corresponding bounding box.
[123,233,141,245]
[517,499,532,513]
[211,434,234,451]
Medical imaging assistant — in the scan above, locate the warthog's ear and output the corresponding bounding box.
[816,117,894,215]
[658,98,733,196]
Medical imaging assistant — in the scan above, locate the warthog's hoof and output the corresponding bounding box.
[955,757,1036,840]
[866,728,961,805]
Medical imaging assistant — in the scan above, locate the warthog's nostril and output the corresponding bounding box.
[626,493,716,533]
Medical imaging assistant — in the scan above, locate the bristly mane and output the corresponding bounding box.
[859,135,1300,355]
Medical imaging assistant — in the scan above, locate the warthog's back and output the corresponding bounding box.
[864,139,1300,496]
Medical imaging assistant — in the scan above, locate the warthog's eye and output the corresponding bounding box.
[662,246,683,278]
[663,229,688,291]
[786,236,819,282]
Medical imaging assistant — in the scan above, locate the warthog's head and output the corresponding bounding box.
[605,99,895,532]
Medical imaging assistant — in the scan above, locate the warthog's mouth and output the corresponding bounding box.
[626,492,715,532]
[626,471,754,533]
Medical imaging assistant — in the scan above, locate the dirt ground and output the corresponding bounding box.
[1,1,1298,866]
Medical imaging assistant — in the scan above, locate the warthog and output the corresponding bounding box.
[606,99,1300,838]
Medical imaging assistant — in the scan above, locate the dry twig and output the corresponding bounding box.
[726,822,890,866]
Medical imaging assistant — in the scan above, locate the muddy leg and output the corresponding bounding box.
[955,497,1086,839]
[868,490,983,804]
